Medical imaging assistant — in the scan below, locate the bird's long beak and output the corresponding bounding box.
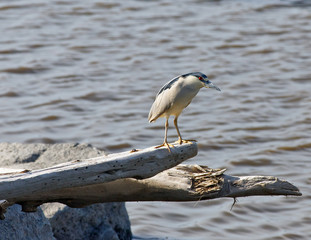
[205,81,221,91]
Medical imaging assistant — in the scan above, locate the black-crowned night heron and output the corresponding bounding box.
[148,72,221,151]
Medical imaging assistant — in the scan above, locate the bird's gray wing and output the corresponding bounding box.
[148,91,171,122]
[156,75,180,97]
[148,76,180,122]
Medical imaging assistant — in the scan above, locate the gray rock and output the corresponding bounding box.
[0,142,104,169]
[43,202,131,240]
[0,143,132,240]
[0,204,55,240]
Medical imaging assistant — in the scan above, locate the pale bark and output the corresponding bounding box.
[0,142,301,220]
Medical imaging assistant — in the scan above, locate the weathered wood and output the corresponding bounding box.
[0,143,302,220]
[58,165,299,203]
[0,143,197,200]
[0,143,197,218]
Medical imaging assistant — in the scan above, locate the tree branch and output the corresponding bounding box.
[0,143,301,220]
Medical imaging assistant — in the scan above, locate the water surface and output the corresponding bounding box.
[0,0,310,239]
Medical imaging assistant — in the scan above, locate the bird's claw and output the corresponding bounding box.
[155,142,175,153]
[175,139,197,145]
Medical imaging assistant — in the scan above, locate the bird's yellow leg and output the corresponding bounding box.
[155,117,174,152]
[173,117,196,144]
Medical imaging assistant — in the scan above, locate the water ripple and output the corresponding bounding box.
[0,0,311,239]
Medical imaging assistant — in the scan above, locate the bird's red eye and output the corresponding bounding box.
[198,76,202,80]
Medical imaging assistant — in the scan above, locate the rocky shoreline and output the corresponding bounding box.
[0,143,132,240]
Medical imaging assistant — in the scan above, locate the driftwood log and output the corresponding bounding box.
[0,142,301,220]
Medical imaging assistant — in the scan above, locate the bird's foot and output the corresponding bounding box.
[155,142,175,152]
[175,139,197,145]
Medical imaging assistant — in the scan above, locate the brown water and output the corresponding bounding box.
[1,0,310,239]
